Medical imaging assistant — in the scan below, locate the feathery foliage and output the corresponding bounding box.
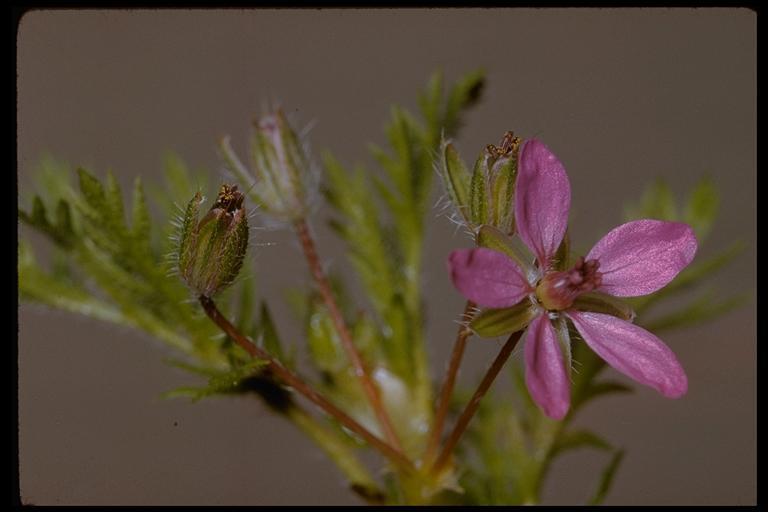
[19,71,744,505]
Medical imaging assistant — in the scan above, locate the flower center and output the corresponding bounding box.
[535,257,603,311]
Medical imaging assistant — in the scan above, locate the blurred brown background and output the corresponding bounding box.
[17,9,755,505]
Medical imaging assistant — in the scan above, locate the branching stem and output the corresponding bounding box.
[198,295,414,474]
[423,300,475,464]
[431,330,524,475]
[294,218,404,454]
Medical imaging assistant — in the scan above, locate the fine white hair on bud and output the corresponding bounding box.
[219,108,319,224]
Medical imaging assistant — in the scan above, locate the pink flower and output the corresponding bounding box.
[448,139,697,420]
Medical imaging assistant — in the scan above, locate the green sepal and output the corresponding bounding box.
[217,208,249,291]
[489,155,517,233]
[177,192,203,282]
[572,292,635,321]
[470,301,537,338]
[440,141,471,221]
[476,225,534,273]
[469,152,489,225]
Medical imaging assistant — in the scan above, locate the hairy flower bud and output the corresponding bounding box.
[439,132,522,235]
[472,131,521,234]
[176,184,249,297]
[220,108,315,222]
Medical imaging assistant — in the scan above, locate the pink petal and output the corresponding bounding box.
[448,248,532,308]
[568,311,687,398]
[587,220,697,297]
[515,139,571,269]
[524,314,571,420]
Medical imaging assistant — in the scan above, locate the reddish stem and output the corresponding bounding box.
[294,219,405,454]
[431,330,524,474]
[198,295,414,474]
[423,301,475,464]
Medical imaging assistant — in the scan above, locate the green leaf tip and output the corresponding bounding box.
[589,449,625,505]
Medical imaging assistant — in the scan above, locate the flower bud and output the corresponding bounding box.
[439,132,522,235]
[220,108,315,222]
[177,184,249,297]
[469,131,521,235]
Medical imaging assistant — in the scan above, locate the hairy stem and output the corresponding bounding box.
[294,218,405,454]
[431,330,524,474]
[423,300,475,464]
[198,294,414,473]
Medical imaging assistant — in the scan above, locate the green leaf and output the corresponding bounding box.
[77,167,107,211]
[164,358,222,378]
[19,242,126,325]
[664,240,743,296]
[30,196,48,226]
[588,449,625,505]
[28,155,76,210]
[642,290,748,333]
[105,171,127,232]
[24,164,226,366]
[444,69,485,136]
[380,294,413,378]
[551,429,612,457]
[164,152,209,207]
[307,301,346,375]
[418,71,443,146]
[683,176,718,241]
[130,176,152,250]
[259,302,285,362]
[624,179,677,222]
[162,359,267,402]
[322,153,395,317]
[470,302,537,338]
[350,311,381,367]
[19,196,76,248]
